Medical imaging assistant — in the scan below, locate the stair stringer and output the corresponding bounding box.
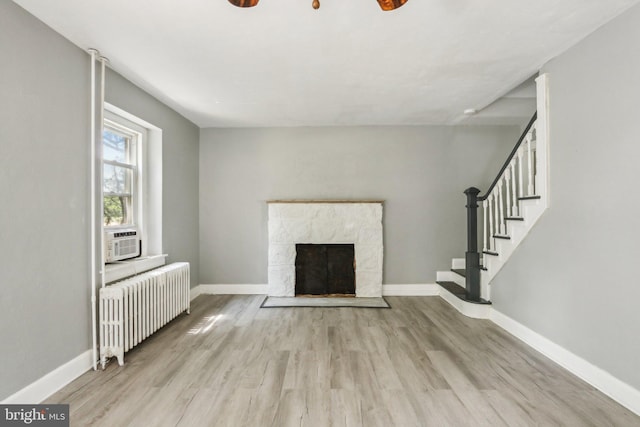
[481,197,548,300]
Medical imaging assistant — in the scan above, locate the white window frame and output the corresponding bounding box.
[103,116,144,230]
[102,104,163,261]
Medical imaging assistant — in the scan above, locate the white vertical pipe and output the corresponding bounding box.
[88,48,98,371]
[99,55,108,287]
[510,159,518,217]
[94,53,109,370]
[526,134,534,196]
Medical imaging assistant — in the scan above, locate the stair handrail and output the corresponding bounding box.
[478,112,537,201]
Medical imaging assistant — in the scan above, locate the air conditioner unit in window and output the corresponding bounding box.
[104,228,140,263]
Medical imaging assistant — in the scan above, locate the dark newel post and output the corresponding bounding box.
[464,187,481,302]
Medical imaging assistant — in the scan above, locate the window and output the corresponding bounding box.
[102,103,163,263]
[102,119,142,228]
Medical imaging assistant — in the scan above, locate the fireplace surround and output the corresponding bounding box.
[267,200,383,297]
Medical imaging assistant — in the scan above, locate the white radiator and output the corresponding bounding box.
[99,262,190,368]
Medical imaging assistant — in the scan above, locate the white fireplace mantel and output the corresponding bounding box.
[267,200,384,297]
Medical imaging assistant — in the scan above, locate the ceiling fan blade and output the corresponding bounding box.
[376,0,408,11]
[228,0,259,7]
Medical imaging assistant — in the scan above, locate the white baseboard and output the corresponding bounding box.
[193,284,439,298]
[195,284,268,296]
[382,284,440,296]
[491,309,640,417]
[438,286,491,319]
[190,284,203,301]
[1,350,93,404]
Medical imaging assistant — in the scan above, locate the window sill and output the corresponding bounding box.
[104,254,168,284]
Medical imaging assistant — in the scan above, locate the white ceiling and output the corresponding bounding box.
[13,0,640,127]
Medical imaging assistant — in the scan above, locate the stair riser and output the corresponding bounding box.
[451,258,466,269]
[436,270,465,288]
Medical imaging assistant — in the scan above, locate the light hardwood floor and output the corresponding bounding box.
[47,295,640,426]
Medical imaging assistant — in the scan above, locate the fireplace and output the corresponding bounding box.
[295,244,355,296]
[267,200,383,297]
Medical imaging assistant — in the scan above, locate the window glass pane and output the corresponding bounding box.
[104,196,133,226]
[102,117,140,230]
[103,129,131,163]
[103,164,133,194]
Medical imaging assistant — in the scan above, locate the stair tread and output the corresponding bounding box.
[494,235,511,240]
[505,217,524,221]
[451,268,466,278]
[436,281,491,305]
[519,195,541,200]
[451,266,488,273]
[483,250,499,256]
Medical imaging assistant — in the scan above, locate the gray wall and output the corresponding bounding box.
[491,3,640,390]
[105,71,200,288]
[0,1,199,400]
[200,126,519,285]
[0,1,91,400]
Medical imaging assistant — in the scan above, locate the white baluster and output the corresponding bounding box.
[494,191,500,238]
[482,199,488,253]
[517,146,524,201]
[487,194,494,252]
[531,123,539,196]
[498,180,506,235]
[510,159,518,217]
[526,133,534,196]
[504,168,512,218]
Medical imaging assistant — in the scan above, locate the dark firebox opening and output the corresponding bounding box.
[294,244,355,296]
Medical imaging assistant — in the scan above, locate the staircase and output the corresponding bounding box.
[436,74,550,318]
